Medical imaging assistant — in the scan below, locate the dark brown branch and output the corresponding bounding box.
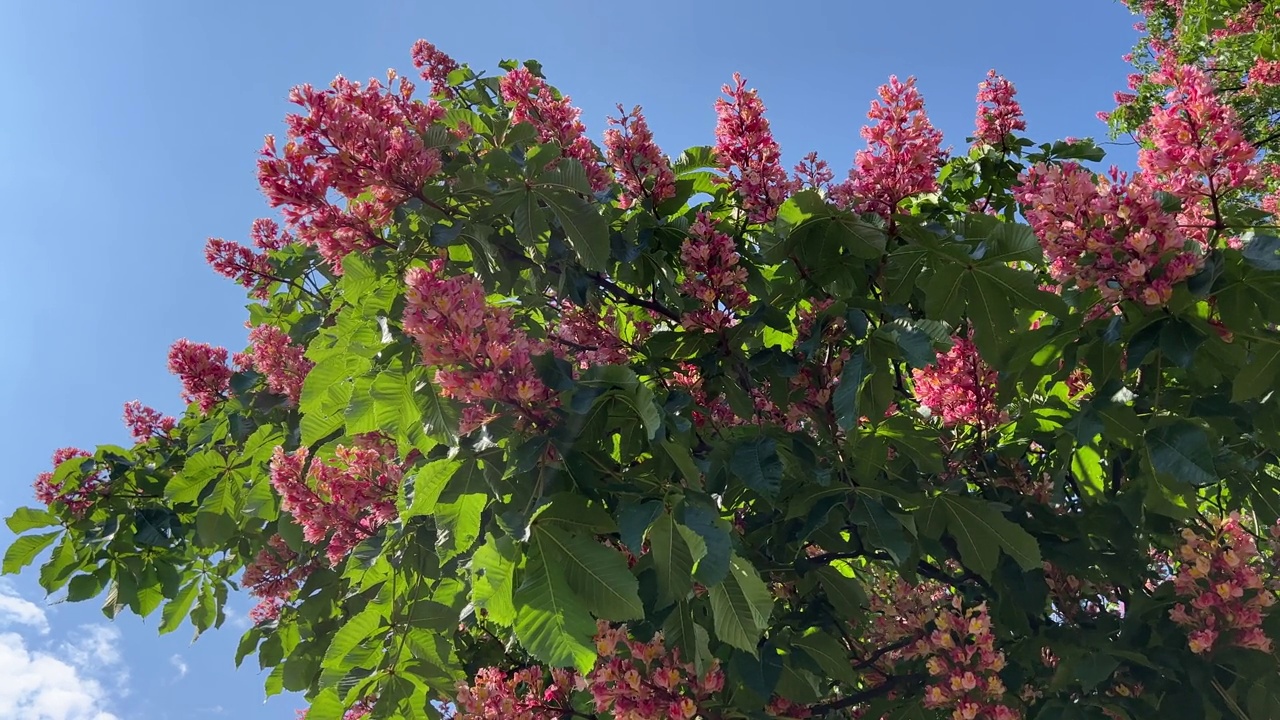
[809,673,926,715]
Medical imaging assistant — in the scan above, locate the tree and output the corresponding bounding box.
[7,8,1280,718]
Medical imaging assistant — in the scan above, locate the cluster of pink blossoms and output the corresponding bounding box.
[1042,561,1122,624]
[410,39,459,98]
[241,535,313,624]
[678,213,750,332]
[499,67,610,193]
[1137,61,1258,244]
[33,447,106,517]
[549,300,632,369]
[167,339,232,413]
[268,436,402,567]
[454,622,725,720]
[1014,162,1201,307]
[831,76,945,220]
[402,259,554,434]
[713,73,794,223]
[205,218,293,299]
[1249,58,1280,88]
[912,336,1002,430]
[1167,513,1275,654]
[793,151,834,192]
[121,400,176,443]
[234,324,313,404]
[257,65,446,271]
[296,701,372,720]
[603,105,676,209]
[973,70,1026,148]
[908,604,1018,720]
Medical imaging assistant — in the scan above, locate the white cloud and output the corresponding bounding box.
[0,583,126,719]
[0,631,119,720]
[169,653,188,680]
[0,581,50,633]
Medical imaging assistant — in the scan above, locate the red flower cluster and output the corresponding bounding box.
[235,324,313,404]
[268,436,402,567]
[550,301,631,369]
[1249,58,1280,88]
[33,447,105,517]
[603,105,676,210]
[1015,163,1200,307]
[912,336,1002,430]
[1168,513,1275,654]
[713,73,793,224]
[257,71,446,271]
[454,622,725,720]
[831,76,945,219]
[167,339,232,413]
[402,260,554,434]
[908,604,1018,720]
[973,70,1026,148]
[410,39,459,98]
[122,400,176,443]
[792,151,834,193]
[678,213,750,332]
[499,67,610,193]
[1138,61,1258,244]
[242,535,312,624]
[204,219,293,299]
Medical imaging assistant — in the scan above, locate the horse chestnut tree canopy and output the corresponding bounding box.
[9,3,1280,719]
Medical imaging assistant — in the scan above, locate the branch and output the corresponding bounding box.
[809,673,926,715]
[587,272,681,322]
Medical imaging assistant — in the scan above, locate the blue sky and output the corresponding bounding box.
[0,1,1139,717]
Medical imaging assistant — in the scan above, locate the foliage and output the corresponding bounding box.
[9,8,1280,719]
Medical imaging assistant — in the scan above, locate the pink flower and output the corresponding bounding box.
[831,76,945,219]
[238,324,313,404]
[1014,163,1200,308]
[402,260,554,434]
[410,39,459,97]
[713,73,794,223]
[269,438,402,567]
[242,535,313,624]
[973,70,1026,148]
[500,67,610,193]
[122,401,176,443]
[678,213,750,332]
[205,238,273,300]
[603,105,676,209]
[257,70,447,272]
[33,448,105,517]
[167,339,232,413]
[1168,514,1275,655]
[792,151,834,193]
[912,336,1002,430]
[550,301,631,369]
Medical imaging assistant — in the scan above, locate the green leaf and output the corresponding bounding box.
[5,507,57,534]
[663,602,712,674]
[536,524,643,621]
[851,494,911,565]
[708,554,773,655]
[403,458,463,519]
[541,188,610,270]
[3,531,60,574]
[678,503,731,586]
[533,494,618,534]
[1233,342,1280,401]
[166,450,229,505]
[815,566,867,619]
[159,579,200,635]
[833,351,867,431]
[322,605,385,672]
[647,513,704,609]
[1146,420,1217,487]
[793,629,857,684]
[513,537,598,672]
[1242,231,1280,271]
[730,435,783,501]
[927,496,1041,578]
[470,534,520,626]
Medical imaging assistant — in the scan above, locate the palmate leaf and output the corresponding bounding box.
[708,554,773,655]
[920,496,1040,579]
[535,524,643,621]
[513,534,599,672]
[1145,419,1217,487]
[646,512,705,609]
[470,533,520,626]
